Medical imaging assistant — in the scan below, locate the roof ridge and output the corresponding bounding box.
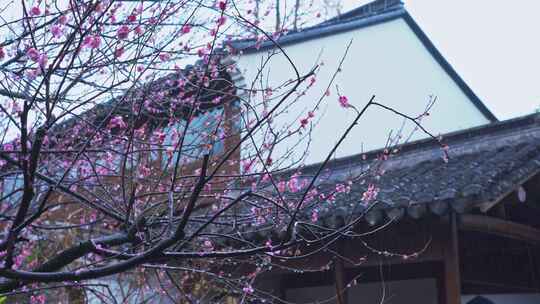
[322,0,404,25]
[228,8,405,53]
[229,1,405,49]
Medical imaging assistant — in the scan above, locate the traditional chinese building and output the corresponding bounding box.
[1,1,538,303]
[249,112,540,304]
[225,0,540,303]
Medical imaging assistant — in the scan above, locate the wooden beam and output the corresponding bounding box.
[478,171,539,212]
[459,214,540,245]
[441,212,462,304]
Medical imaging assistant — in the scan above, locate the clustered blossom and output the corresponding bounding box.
[26,47,40,61]
[243,284,254,294]
[287,173,306,193]
[311,210,319,222]
[218,1,227,11]
[134,25,144,35]
[30,6,41,16]
[299,111,315,129]
[361,184,379,203]
[159,52,171,61]
[115,46,125,58]
[251,206,272,225]
[50,25,63,38]
[58,14,68,25]
[25,47,48,75]
[202,240,214,252]
[216,16,227,27]
[335,181,352,194]
[299,117,308,128]
[277,180,286,193]
[181,24,191,34]
[338,95,350,108]
[83,35,101,49]
[117,25,130,39]
[127,14,137,22]
[242,159,254,172]
[30,294,46,304]
[108,116,127,129]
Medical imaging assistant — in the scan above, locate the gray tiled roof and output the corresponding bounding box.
[225,114,540,243]
[302,114,540,228]
[50,60,236,134]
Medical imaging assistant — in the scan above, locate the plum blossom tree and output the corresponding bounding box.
[0,0,445,303]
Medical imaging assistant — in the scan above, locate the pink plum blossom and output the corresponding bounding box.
[311,210,319,222]
[216,16,227,26]
[83,35,101,49]
[58,14,68,25]
[361,184,379,203]
[115,47,125,58]
[37,54,48,69]
[109,116,127,129]
[300,117,308,128]
[134,25,144,35]
[30,6,41,16]
[219,1,227,11]
[26,48,40,61]
[243,284,254,294]
[26,69,39,79]
[30,294,46,304]
[203,240,214,251]
[117,25,130,39]
[338,95,350,108]
[181,25,191,34]
[287,175,303,192]
[51,25,63,38]
[159,52,171,61]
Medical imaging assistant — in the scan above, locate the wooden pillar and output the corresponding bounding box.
[278,274,287,304]
[334,240,348,304]
[334,257,347,304]
[493,203,507,219]
[440,212,462,304]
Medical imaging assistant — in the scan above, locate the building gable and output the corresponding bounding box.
[230,1,496,165]
[231,1,495,123]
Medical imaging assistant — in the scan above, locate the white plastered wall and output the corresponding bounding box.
[235,18,490,166]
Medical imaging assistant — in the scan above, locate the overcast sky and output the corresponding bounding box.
[3,1,538,120]
[343,0,540,120]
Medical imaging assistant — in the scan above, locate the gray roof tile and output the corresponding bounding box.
[239,114,540,238]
